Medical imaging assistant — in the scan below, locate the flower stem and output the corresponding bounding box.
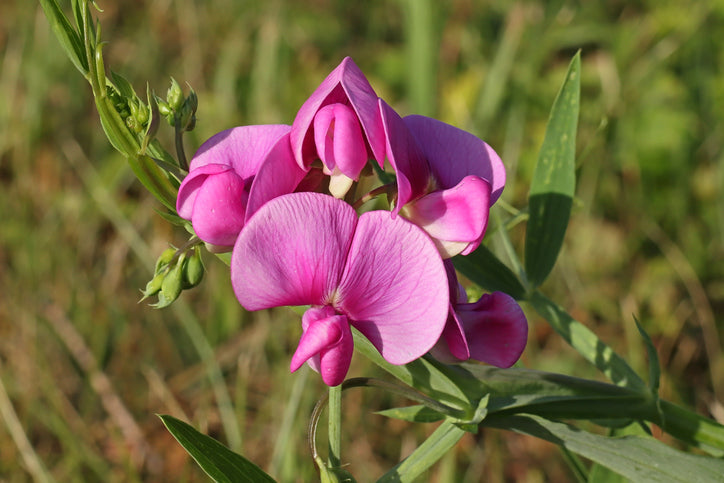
[351,183,396,210]
[328,383,342,468]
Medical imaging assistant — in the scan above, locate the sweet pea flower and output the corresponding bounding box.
[290,57,386,197]
[176,125,307,248]
[431,261,528,367]
[397,116,506,258]
[231,192,449,386]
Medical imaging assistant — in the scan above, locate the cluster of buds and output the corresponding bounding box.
[142,245,204,308]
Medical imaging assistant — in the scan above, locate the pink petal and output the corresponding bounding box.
[404,115,506,204]
[291,306,353,387]
[313,103,368,180]
[231,193,357,311]
[245,132,308,220]
[185,167,248,246]
[336,211,448,364]
[456,292,528,368]
[430,307,471,362]
[176,163,233,220]
[291,57,385,169]
[379,100,431,213]
[402,175,492,257]
[190,125,291,179]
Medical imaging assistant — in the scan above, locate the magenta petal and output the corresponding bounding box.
[431,307,471,361]
[379,100,431,213]
[337,211,448,364]
[313,103,368,179]
[231,193,357,311]
[176,163,233,219]
[404,115,505,204]
[457,292,528,368]
[291,306,353,386]
[187,168,248,246]
[291,57,385,168]
[190,125,291,179]
[245,132,307,220]
[403,175,492,257]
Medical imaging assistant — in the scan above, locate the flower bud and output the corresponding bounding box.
[167,78,184,111]
[156,254,185,308]
[155,247,177,273]
[182,246,204,288]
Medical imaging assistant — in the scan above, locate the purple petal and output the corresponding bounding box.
[190,125,291,179]
[404,115,505,204]
[182,166,248,246]
[313,103,368,179]
[176,163,233,220]
[291,306,353,386]
[402,175,492,257]
[291,57,385,169]
[245,132,308,220]
[456,292,528,367]
[430,307,471,362]
[336,211,448,364]
[379,100,431,213]
[231,193,357,311]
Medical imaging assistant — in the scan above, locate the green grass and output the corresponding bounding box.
[1,0,723,481]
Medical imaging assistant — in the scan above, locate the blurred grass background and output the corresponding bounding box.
[1,0,723,481]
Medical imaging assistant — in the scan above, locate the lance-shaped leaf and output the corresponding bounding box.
[159,415,276,483]
[525,52,580,287]
[39,0,88,74]
[452,244,526,300]
[483,414,724,483]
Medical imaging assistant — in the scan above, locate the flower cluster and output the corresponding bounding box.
[176,58,527,386]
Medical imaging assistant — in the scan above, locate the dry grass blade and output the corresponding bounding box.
[43,304,160,471]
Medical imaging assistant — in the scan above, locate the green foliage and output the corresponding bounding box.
[525,52,580,287]
[159,415,276,483]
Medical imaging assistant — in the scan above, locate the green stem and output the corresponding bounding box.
[328,383,342,468]
[656,400,724,457]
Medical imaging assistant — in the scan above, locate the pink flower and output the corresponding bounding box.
[290,57,386,197]
[431,262,528,367]
[397,116,506,258]
[176,125,307,248]
[231,192,449,386]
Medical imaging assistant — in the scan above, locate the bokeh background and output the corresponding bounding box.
[1,0,723,481]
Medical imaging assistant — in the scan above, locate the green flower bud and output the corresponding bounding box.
[140,271,165,301]
[182,246,204,288]
[167,78,184,111]
[158,254,185,307]
[156,97,172,117]
[155,247,177,273]
[178,88,198,132]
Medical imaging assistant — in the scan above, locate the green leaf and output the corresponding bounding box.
[378,420,467,483]
[529,290,647,392]
[452,244,526,300]
[524,51,580,287]
[634,317,661,394]
[483,414,724,483]
[352,330,470,410]
[110,70,137,99]
[159,415,276,483]
[376,405,445,423]
[39,0,89,74]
